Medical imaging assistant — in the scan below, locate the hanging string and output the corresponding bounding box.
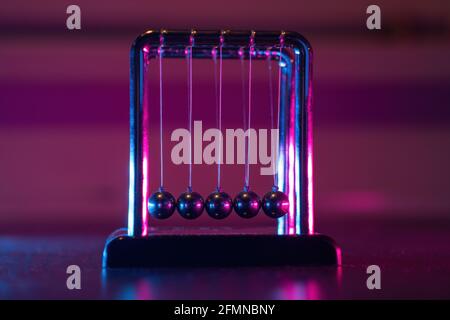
[158,46,164,190]
[267,48,276,187]
[186,46,193,192]
[216,41,224,191]
[267,48,275,140]
[213,47,219,141]
[267,46,283,190]
[244,44,254,191]
[239,48,247,138]
[239,47,248,187]
[275,45,283,190]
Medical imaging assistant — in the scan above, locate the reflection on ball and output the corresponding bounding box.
[205,191,233,219]
[147,190,176,219]
[262,190,289,218]
[233,190,261,219]
[177,191,204,219]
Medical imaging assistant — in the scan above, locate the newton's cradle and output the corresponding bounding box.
[103,30,340,267]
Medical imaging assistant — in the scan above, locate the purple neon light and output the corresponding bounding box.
[306,71,314,234]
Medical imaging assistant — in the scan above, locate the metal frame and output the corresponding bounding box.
[103,30,340,268]
[128,30,314,237]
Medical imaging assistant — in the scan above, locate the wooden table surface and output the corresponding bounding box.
[1,218,450,299]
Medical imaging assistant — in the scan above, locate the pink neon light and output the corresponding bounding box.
[307,152,313,234]
[307,79,314,234]
[136,280,153,300]
[141,54,150,237]
[142,157,148,236]
[288,143,295,235]
[336,246,342,266]
[286,67,296,235]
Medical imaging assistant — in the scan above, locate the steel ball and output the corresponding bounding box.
[147,190,176,219]
[262,190,290,218]
[205,191,233,219]
[233,190,261,218]
[176,191,204,219]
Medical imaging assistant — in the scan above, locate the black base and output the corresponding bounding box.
[103,229,341,268]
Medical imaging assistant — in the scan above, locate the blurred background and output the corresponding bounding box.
[1,0,450,234]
